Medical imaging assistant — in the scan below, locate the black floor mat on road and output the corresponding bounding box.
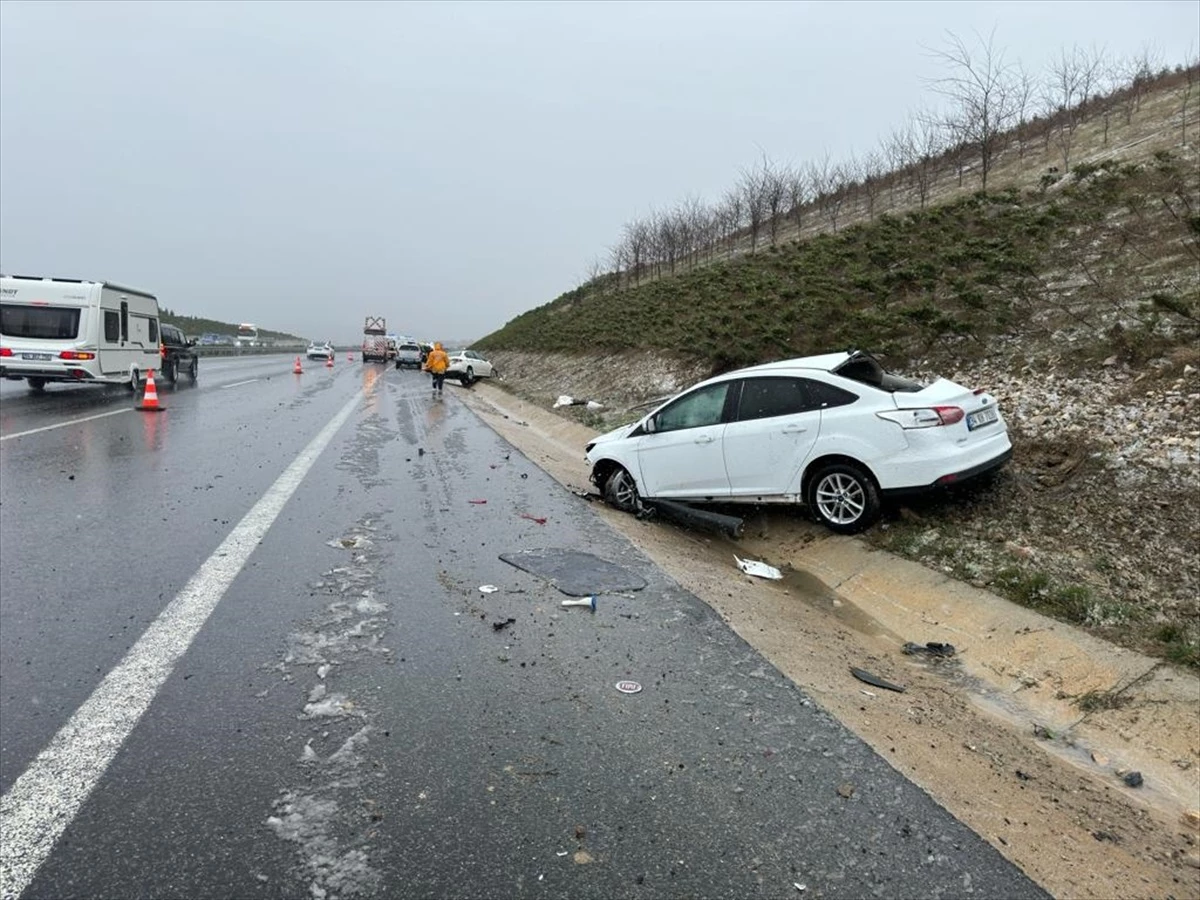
[498,548,649,597]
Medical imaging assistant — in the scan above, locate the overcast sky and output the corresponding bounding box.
[1,1,1196,344]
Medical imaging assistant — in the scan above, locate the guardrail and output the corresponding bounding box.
[191,345,350,358]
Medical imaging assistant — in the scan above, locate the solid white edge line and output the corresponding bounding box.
[0,389,363,900]
[0,408,132,442]
[221,379,260,389]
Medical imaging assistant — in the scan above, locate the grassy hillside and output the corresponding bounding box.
[477,73,1199,376]
[480,156,1197,374]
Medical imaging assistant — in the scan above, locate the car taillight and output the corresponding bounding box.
[58,350,96,361]
[877,406,965,429]
[0,347,12,357]
[160,343,167,358]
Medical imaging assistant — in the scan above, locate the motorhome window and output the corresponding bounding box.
[148,319,158,343]
[120,301,129,342]
[104,311,120,342]
[0,304,82,339]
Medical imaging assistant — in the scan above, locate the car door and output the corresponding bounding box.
[468,351,493,377]
[635,381,733,499]
[721,376,823,497]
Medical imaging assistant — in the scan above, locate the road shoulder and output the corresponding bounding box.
[455,380,1200,900]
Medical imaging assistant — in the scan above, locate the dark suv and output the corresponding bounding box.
[159,323,198,384]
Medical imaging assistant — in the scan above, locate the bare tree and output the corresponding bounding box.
[1182,55,1199,144]
[758,155,789,246]
[1012,62,1036,159]
[810,154,848,233]
[622,219,651,286]
[738,161,770,254]
[854,150,886,220]
[718,189,745,254]
[784,166,808,235]
[896,111,946,209]
[925,29,1023,191]
[1121,43,1162,123]
[1044,44,1107,172]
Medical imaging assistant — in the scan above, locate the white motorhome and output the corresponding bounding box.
[0,275,162,391]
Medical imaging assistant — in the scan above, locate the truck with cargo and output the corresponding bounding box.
[362,316,391,363]
[0,275,162,391]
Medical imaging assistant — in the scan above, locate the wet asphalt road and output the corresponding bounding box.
[0,358,1048,899]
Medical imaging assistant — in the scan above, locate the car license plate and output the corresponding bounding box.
[21,353,52,361]
[967,407,998,430]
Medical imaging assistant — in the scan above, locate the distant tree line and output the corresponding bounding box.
[585,34,1199,292]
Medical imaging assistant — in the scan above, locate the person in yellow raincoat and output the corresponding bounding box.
[423,342,450,397]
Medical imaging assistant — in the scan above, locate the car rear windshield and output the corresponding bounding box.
[400,343,420,352]
[0,303,82,339]
[834,352,925,393]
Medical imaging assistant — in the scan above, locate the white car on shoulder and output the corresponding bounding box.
[585,350,1012,534]
[306,341,333,360]
[446,349,496,385]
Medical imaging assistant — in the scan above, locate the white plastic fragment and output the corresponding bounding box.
[735,555,783,580]
[793,883,807,892]
[479,585,500,594]
[553,395,575,408]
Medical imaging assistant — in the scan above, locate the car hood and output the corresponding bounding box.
[588,421,640,449]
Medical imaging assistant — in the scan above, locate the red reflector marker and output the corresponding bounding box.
[0,348,12,357]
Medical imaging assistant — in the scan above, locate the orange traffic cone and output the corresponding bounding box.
[293,356,303,374]
[138,369,164,412]
[325,354,334,368]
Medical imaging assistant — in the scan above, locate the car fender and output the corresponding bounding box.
[793,433,890,495]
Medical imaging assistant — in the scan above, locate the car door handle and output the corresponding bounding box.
[694,435,714,444]
[782,425,808,434]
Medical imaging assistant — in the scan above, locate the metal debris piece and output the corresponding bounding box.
[850,666,905,693]
[902,641,957,658]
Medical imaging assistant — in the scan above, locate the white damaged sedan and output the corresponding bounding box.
[585,350,1011,534]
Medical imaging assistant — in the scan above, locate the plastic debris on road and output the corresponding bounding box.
[735,555,783,580]
[468,499,487,505]
[561,596,597,612]
[479,585,500,594]
[902,641,957,658]
[615,680,642,694]
[520,513,548,525]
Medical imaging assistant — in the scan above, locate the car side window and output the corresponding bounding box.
[655,383,731,433]
[805,378,859,408]
[734,377,818,421]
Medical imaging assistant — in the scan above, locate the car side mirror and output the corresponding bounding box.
[187,339,196,347]
[645,416,657,434]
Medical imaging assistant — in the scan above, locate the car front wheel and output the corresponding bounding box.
[603,466,641,513]
[188,357,198,381]
[806,462,880,534]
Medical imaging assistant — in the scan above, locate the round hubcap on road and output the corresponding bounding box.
[815,472,865,525]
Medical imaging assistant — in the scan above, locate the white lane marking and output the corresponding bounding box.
[0,408,132,442]
[0,390,363,899]
[221,379,260,389]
